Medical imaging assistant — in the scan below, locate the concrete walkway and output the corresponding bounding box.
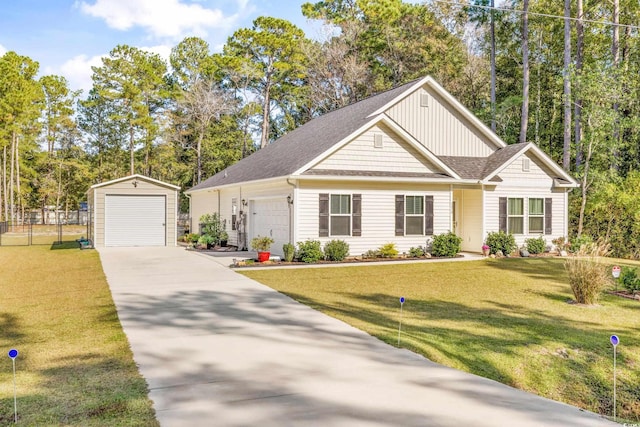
[98,247,614,427]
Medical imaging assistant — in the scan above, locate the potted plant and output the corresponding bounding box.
[482,244,490,257]
[219,230,229,247]
[251,235,274,262]
[198,234,215,249]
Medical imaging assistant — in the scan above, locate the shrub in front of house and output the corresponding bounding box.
[525,236,546,254]
[409,246,425,257]
[297,239,324,263]
[378,243,398,258]
[485,231,517,255]
[431,232,462,257]
[324,240,350,261]
[282,243,295,262]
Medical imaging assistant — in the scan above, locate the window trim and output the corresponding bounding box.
[330,194,351,236]
[507,197,524,235]
[405,195,425,236]
[528,197,545,234]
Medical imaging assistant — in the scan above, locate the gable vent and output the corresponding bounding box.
[374,133,383,148]
[420,93,429,107]
[522,158,530,172]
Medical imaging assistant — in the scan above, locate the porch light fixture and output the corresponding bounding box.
[132,179,138,188]
[241,199,247,207]
[287,194,293,205]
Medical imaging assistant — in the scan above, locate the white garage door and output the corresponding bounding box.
[251,199,290,256]
[105,195,166,246]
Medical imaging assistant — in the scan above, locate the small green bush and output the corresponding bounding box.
[185,233,200,243]
[408,246,425,257]
[432,232,462,257]
[362,249,380,259]
[525,236,546,254]
[297,239,324,263]
[197,234,215,246]
[282,243,295,262]
[324,240,350,261]
[378,243,398,258]
[485,231,517,255]
[570,234,593,253]
[620,266,640,293]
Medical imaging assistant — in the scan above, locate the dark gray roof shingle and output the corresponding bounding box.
[187,79,420,192]
[440,142,528,180]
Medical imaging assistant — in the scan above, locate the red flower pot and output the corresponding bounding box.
[257,251,271,262]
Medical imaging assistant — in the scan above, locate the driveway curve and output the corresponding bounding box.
[98,247,614,427]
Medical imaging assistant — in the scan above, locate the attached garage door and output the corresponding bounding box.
[251,199,290,256]
[105,195,166,246]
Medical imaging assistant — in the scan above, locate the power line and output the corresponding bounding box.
[430,0,640,31]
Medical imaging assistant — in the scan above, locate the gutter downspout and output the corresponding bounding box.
[286,178,297,245]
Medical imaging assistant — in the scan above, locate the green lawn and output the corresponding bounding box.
[0,244,158,426]
[241,257,640,422]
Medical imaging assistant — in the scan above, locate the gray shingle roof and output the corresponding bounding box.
[440,142,528,180]
[187,79,420,192]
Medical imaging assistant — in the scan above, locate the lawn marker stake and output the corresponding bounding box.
[612,266,620,292]
[610,335,619,422]
[397,297,405,347]
[8,349,18,423]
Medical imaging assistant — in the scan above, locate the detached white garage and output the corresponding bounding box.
[87,174,180,247]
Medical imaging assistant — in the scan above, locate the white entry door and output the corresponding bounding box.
[105,195,166,246]
[250,198,290,256]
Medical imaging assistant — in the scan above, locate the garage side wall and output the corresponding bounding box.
[93,177,177,247]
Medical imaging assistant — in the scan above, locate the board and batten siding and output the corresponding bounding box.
[296,181,451,256]
[90,177,177,247]
[191,180,293,248]
[311,123,439,173]
[386,86,496,157]
[484,154,567,248]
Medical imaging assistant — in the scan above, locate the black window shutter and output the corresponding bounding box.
[352,194,362,237]
[499,197,507,232]
[425,196,434,235]
[319,193,329,237]
[395,195,404,236]
[545,198,552,235]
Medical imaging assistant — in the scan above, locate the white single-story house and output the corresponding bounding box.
[186,76,579,256]
[87,174,179,247]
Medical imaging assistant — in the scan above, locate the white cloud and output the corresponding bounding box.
[59,53,105,94]
[0,44,6,56]
[139,44,172,63]
[79,0,229,39]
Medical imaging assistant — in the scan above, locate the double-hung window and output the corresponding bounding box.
[507,198,524,234]
[405,196,424,235]
[528,198,544,234]
[330,194,351,236]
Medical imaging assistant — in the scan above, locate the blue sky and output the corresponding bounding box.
[0,0,324,93]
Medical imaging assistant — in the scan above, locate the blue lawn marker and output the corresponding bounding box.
[397,297,405,347]
[8,349,18,423]
[610,335,619,421]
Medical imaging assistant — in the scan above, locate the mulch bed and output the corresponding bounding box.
[231,254,465,268]
[608,290,640,301]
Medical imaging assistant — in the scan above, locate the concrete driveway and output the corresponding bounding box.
[98,247,614,427]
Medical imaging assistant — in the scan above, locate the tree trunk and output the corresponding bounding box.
[577,138,593,237]
[197,132,203,184]
[10,131,15,226]
[490,0,496,133]
[2,146,6,222]
[563,0,572,171]
[16,135,21,225]
[260,71,273,149]
[519,0,530,144]
[611,0,620,171]
[129,124,135,175]
[574,0,584,168]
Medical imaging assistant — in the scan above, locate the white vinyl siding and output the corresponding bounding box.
[387,87,497,157]
[297,182,450,256]
[483,151,568,248]
[311,123,439,174]
[105,195,166,246]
